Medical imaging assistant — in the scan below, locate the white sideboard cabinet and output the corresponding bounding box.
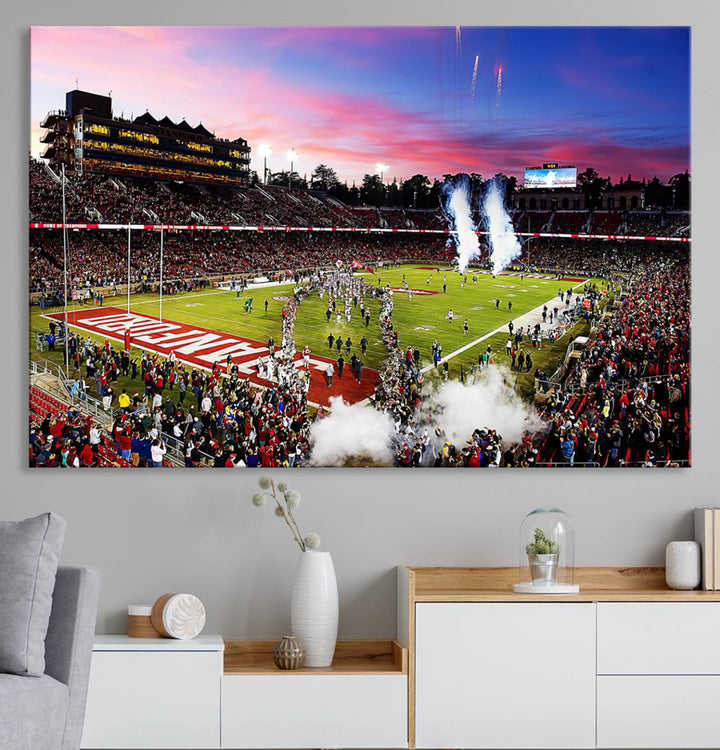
[81,637,406,750]
[399,566,720,750]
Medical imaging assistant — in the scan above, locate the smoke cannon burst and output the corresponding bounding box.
[482,176,522,275]
[308,397,395,467]
[440,175,481,273]
[421,366,542,451]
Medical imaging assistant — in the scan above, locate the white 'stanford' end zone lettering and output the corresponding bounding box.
[194,342,268,364]
[171,333,235,355]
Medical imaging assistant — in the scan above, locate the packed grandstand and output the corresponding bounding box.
[28,156,690,468]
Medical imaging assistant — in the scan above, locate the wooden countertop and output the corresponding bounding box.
[403,566,720,602]
[224,639,407,675]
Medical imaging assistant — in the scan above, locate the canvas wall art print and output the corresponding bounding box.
[28,26,690,468]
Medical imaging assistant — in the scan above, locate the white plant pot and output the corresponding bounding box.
[291,550,338,667]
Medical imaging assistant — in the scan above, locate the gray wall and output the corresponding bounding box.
[4,1,719,640]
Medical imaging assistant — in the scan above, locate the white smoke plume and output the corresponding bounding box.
[307,367,542,467]
[441,175,480,273]
[483,177,522,274]
[308,397,395,467]
[420,365,541,449]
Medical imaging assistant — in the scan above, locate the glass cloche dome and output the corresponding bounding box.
[514,507,579,594]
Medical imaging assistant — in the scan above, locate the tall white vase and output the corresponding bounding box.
[291,550,338,667]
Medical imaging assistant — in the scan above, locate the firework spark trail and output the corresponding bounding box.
[495,66,503,118]
[456,26,461,56]
[470,55,479,102]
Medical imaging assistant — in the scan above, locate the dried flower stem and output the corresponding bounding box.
[252,475,319,553]
[270,479,306,551]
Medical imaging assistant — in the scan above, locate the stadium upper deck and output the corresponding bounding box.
[40,90,251,186]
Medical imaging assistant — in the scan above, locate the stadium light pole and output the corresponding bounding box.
[159,225,164,323]
[376,163,389,205]
[258,144,272,185]
[127,224,131,313]
[287,148,298,189]
[61,163,69,379]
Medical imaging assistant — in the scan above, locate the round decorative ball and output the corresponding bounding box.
[151,593,206,639]
[273,635,305,670]
[665,541,701,590]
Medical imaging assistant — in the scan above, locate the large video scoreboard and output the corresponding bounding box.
[523,163,577,189]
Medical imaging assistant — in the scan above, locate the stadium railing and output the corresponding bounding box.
[618,459,690,468]
[31,358,113,422]
[525,460,689,468]
[158,432,187,466]
[30,357,68,381]
[530,461,602,468]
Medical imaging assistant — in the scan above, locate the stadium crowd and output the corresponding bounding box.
[29,157,691,468]
[535,254,690,467]
[30,157,445,231]
[29,325,314,467]
[29,229,452,294]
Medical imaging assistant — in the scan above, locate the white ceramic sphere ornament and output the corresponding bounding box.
[151,593,206,639]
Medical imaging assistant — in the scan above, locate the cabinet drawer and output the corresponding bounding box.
[415,602,596,749]
[597,675,720,748]
[81,650,222,749]
[597,603,720,674]
[221,674,407,748]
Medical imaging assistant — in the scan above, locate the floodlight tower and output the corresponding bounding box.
[287,148,299,189]
[258,144,272,185]
[375,163,389,205]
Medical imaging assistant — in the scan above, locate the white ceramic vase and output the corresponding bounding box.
[291,550,338,667]
[665,540,701,590]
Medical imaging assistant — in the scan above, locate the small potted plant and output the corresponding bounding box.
[525,528,561,585]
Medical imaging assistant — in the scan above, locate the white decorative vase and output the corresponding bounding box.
[291,550,338,667]
[665,541,701,590]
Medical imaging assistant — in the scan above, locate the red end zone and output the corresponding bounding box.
[45,306,378,407]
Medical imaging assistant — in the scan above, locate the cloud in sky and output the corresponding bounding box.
[30,26,690,183]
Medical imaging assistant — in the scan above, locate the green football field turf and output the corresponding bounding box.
[123,265,596,367]
[30,264,605,402]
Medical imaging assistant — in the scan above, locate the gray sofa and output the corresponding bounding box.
[0,566,102,750]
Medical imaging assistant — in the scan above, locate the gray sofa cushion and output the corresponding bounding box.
[0,673,68,750]
[0,513,66,676]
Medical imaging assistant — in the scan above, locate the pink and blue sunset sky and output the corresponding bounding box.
[30,26,689,184]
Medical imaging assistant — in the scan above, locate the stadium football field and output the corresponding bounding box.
[32,263,602,403]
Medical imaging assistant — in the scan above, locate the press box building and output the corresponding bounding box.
[40,89,251,186]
